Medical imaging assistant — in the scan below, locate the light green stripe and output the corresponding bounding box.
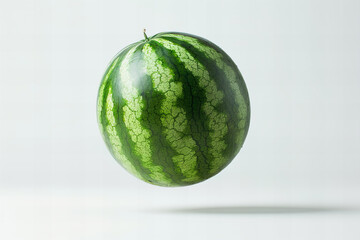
[154,38,228,173]
[104,86,143,179]
[119,45,171,183]
[97,57,119,135]
[161,34,248,142]
[142,43,200,183]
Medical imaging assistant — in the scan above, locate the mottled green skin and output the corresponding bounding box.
[97,32,250,187]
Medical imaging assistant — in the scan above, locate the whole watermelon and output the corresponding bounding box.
[97,32,250,187]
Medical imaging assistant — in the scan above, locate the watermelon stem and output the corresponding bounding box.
[143,29,149,41]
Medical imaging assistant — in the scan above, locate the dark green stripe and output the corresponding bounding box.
[100,44,155,183]
[160,36,249,161]
[98,42,139,145]
[149,40,213,180]
[219,52,251,149]
[132,44,188,185]
[186,34,250,148]
[109,44,164,184]
[121,43,188,185]
[157,32,250,145]
[97,47,130,155]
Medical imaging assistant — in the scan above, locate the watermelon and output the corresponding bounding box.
[97,31,250,187]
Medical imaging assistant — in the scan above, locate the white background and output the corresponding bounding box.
[1,0,360,239]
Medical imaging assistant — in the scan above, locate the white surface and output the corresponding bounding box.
[1,187,360,239]
[1,0,360,239]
